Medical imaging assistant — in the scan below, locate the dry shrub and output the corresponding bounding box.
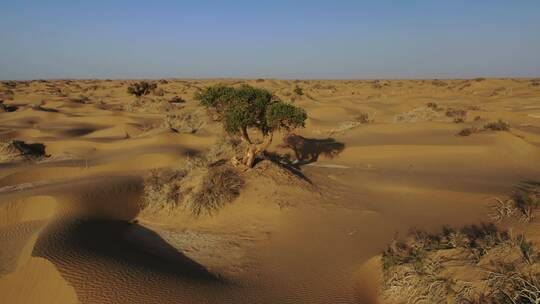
[0,140,48,162]
[124,97,173,113]
[293,85,304,96]
[514,182,540,223]
[381,224,539,304]
[484,119,510,131]
[394,107,444,123]
[458,127,476,136]
[169,96,186,103]
[489,184,539,223]
[165,108,205,133]
[142,169,186,212]
[457,119,510,136]
[328,112,375,135]
[356,112,375,124]
[127,81,157,97]
[189,167,244,216]
[446,107,467,118]
[141,137,245,216]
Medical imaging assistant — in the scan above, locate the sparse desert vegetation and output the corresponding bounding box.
[458,119,511,136]
[380,183,540,304]
[381,222,540,304]
[127,81,158,97]
[141,137,245,216]
[0,78,539,304]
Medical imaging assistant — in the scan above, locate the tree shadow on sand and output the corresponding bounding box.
[280,134,346,165]
[262,134,346,182]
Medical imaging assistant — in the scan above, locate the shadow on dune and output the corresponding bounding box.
[32,219,221,283]
[262,134,346,183]
[280,134,346,165]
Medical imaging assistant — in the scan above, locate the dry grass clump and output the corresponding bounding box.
[396,103,476,124]
[141,137,245,216]
[458,119,510,136]
[142,168,187,213]
[445,107,467,118]
[164,108,206,134]
[127,81,157,97]
[293,85,304,96]
[0,140,48,162]
[490,182,540,223]
[124,97,174,113]
[458,126,481,136]
[484,119,510,131]
[189,167,244,216]
[394,106,444,123]
[328,112,375,135]
[381,224,540,304]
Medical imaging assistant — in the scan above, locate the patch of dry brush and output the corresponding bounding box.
[458,119,510,136]
[381,224,540,304]
[381,183,540,304]
[0,140,48,162]
[141,137,245,216]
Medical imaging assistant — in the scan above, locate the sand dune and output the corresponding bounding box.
[1,78,539,303]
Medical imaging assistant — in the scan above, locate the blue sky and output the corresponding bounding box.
[1,0,539,79]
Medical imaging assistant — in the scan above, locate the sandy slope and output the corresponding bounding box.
[0,78,539,303]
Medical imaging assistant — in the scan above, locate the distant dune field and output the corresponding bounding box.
[1,78,539,303]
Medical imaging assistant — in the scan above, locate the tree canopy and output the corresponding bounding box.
[195,84,307,167]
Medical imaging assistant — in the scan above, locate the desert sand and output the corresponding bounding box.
[1,78,539,303]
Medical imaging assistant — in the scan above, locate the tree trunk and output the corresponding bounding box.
[243,133,273,168]
[244,145,257,168]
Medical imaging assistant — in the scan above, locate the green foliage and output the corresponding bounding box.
[194,85,236,111]
[196,84,307,137]
[127,81,157,97]
[266,101,307,131]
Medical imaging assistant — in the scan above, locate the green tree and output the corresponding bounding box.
[195,84,307,167]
